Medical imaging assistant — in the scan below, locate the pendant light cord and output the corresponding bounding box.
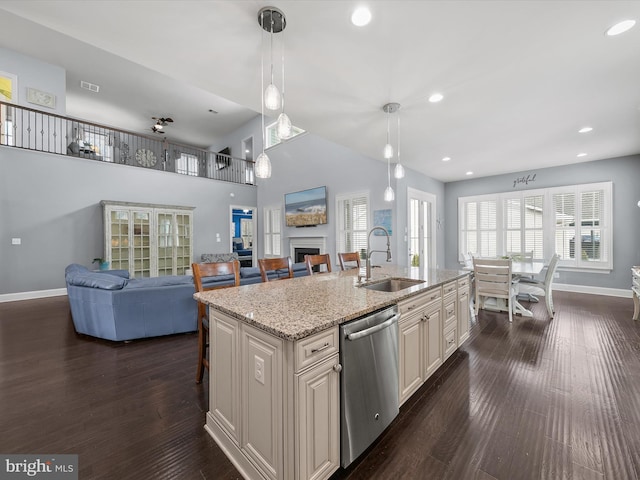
[261,12,266,151]
[281,21,285,112]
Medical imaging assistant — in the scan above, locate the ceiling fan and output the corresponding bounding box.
[152,117,174,126]
[151,125,164,134]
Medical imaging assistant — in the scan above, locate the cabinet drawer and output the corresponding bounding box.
[442,281,457,297]
[457,276,470,290]
[294,327,339,372]
[443,327,457,358]
[398,288,441,316]
[443,297,456,329]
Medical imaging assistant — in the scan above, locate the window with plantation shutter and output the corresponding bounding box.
[263,206,281,257]
[458,181,611,270]
[336,192,369,259]
[523,195,544,259]
[459,199,497,258]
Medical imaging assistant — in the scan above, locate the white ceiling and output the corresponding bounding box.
[1,1,639,182]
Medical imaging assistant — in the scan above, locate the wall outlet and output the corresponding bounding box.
[254,355,265,385]
[11,238,21,245]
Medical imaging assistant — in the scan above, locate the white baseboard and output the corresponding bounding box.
[0,288,67,303]
[552,283,631,298]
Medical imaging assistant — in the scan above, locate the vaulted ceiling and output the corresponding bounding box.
[1,1,639,182]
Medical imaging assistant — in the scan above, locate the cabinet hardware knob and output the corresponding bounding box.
[333,364,342,373]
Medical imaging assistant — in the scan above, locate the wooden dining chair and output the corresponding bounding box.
[473,257,518,322]
[192,259,240,384]
[338,252,361,271]
[305,254,332,275]
[258,256,294,282]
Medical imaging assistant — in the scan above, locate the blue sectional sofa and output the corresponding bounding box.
[65,260,308,342]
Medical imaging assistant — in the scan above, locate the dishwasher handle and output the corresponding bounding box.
[346,314,400,341]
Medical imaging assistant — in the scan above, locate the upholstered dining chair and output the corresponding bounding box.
[258,256,294,282]
[305,254,332,275]
[191,259,240,384]
[338,252,361,271]
[518,254,560,319]
[473,257,519,322]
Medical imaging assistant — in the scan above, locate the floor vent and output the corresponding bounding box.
[80,80,100,93]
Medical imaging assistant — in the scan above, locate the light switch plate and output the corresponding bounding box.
[11,238,21,245]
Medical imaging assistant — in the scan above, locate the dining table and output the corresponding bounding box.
[464,259,546,317]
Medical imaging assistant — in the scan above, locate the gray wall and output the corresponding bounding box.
[444,155,640,290]
[214,115,448,269]
[0,146,256,294]
[0,47,66,115]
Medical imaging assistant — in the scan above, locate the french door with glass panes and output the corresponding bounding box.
[407,188,436,270]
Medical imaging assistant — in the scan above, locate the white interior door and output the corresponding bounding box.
[407,188,436,270]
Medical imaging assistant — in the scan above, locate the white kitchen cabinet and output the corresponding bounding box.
[398,287,443,405]
[295,353,340,480]
[442,281,458,361]
[241,323,284,480]
[101,200,193,277]
[457,277,471,344]
[206,310,339,480]
[398,311,423,404]
[210,309,241,446]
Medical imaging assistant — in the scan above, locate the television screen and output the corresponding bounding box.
[284,186,328,227]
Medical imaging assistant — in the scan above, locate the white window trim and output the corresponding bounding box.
[263,205,282,258]
[458,181,612,271]
[265,120,306,149]
[335,190,370,258]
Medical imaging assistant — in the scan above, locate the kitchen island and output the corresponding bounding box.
[195,265,470,480]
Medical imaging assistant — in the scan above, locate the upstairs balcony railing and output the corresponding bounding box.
[0,101,255,186]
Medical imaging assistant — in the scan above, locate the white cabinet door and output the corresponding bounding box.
[211,311,241,446]
[425,306,443,377]
[296,353,340,480]
[399,313,424,405]
[458,287,470,344]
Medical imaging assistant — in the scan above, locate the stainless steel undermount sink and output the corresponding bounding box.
[361,278,425,292]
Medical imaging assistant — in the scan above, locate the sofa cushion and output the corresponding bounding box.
[95,269,130,279]
[201,253,239,263]
[240,267,261,279]
[67,271,128,290]
[65,263,88,277]
[125,276,193,289]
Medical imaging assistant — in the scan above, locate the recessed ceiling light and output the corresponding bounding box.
[577,153,587,157]
[466,171,473,176]
[578,126,593,133]
[606,19,636,36]
[442,156,451,162]
[429,93,444,103]
[351,7,371,26]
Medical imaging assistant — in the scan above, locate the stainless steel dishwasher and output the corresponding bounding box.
[339,305,400,467]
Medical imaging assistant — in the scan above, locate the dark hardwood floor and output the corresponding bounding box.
[1,291,639,479]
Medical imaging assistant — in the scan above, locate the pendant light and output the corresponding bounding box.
[383,107,394,159]
[261,8,283,111]
[276,25,292,140]
[393,106,405,179]
[255,9,277,179]
[382,103,400,201]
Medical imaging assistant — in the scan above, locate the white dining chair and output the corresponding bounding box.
[473,257,519,322]
[518,254,560,319]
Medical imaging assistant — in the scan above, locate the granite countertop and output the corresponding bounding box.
[194,265,468,341]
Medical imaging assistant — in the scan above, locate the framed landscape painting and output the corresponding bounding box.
[0,71,18,103]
